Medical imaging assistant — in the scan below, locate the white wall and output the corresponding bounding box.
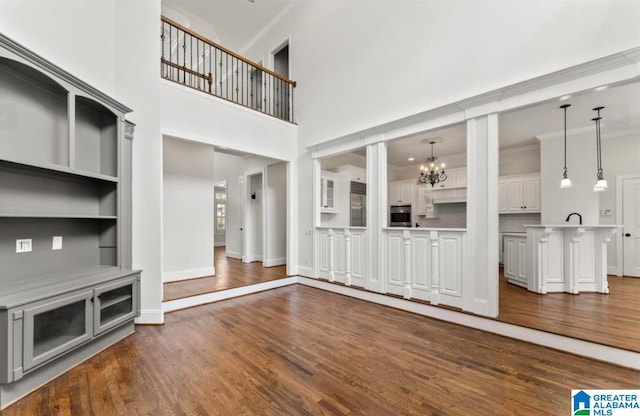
[161,81,297,162]
[243,1,640,149]
[499,145,540,176]
[265,162,287,267]
[162,137,215,282]
[540,132,600,224]
[0,0,117,96]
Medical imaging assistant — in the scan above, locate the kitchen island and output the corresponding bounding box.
[525,225,618,294]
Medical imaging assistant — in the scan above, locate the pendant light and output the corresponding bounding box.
[559,104,572,188]
[592,106,607,192]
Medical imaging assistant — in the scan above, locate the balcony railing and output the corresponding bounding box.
[160,16,296,123]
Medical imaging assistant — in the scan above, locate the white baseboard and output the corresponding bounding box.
[163,266,215,283]
[214,242,226,247]
[296,266,315,278]
[607,265,618,275]
[243,254,263,263]
[297,277,640,370]
[263,257,286,267]
[226,250,241,260]
[162,277,298,313]
[135,309,164,325]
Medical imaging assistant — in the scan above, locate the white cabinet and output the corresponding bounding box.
[320,172,336,213]
[499,173,540,213]
[416,186,438,218]
[430,167,467,190]
[389,181,413,205]
[504,234,527,287]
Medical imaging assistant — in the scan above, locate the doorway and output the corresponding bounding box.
[622,176,640,277]
[272,43,290,120]
[214,182,227,248]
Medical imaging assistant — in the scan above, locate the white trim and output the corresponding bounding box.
[162,277,298,313]
[226,250,241,260]
[135,309,164,325]
[297,266,315,278]
[608,265,618,275]
[162,266,215,283]
[263,257,286,267]
[297,277,640,370]
[214,242,226,247]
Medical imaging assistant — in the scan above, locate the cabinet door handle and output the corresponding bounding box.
[625,233,631,237]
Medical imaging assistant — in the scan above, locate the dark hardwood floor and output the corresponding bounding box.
[163,247,287,301]
[498,270,640,352]
[3,285,638,415]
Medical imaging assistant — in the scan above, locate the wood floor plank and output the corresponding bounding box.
[3,285,639,415]
[498,270,640,352]
[163,247,287,301]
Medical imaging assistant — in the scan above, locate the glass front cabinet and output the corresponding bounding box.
[22,291,94,373]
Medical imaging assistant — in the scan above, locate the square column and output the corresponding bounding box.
[463,114,499,317]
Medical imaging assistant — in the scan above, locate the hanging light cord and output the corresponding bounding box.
[593,106,604,179]
[560,104,570,178]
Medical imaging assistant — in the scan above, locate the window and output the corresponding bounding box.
[215,189,226,232]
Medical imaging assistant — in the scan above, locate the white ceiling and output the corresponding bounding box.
[162,0,295,53]
[386,81,640,167]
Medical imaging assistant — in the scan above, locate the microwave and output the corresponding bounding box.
[390,204,411,227]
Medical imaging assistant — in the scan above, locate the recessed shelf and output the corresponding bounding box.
[100,294,132,310]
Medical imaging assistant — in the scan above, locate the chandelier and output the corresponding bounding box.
[418,141,447,187]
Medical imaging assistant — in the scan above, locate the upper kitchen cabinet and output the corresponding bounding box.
[320,171,337,213]
[389,181,413,205]
[430,167,467,190]
[499,173,540,213]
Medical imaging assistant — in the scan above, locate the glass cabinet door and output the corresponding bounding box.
[23,290,93,371]
[93,276,138,336]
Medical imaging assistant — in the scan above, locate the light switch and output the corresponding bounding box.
[16,239,32,253]
[52,236,63,250]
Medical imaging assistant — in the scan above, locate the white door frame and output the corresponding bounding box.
[617,174,640,276]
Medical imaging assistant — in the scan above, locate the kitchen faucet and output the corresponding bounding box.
[565,212,582,225]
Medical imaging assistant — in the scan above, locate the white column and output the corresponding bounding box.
[565,227,585,294]
[311,158,322,278]
[365,141,387,293]
[328,228,335,282]
[463,114,499,317]
[402,230,412,299]
[345,228,352,286]
[430,230,440,305]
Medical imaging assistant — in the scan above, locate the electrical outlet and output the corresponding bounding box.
[305,229,312,236]
[16,239,32,253]
[52,236,63,250]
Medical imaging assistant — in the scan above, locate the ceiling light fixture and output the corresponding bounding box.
[592,106,607,192]
[408,157,415,162]
[418,141,447,187]
[559,95,571,101]
[594,85,608,92]
[559,103,572,189]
